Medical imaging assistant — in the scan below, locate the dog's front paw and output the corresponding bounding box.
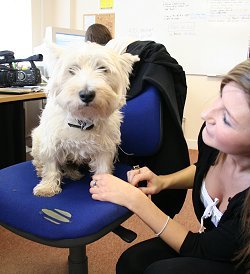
[33,182,62,197]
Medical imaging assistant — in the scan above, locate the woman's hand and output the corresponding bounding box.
[89,166,167,209]
[127,166,164,195]
[89,173,142,209]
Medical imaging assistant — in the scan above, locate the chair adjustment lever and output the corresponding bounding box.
[112,225,137,243]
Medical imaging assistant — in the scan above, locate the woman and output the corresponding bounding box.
[89,59,250,274]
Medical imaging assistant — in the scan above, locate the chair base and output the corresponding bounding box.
[68,246,88,274]
[113,225,137,243]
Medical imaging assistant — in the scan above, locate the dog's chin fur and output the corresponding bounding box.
[31,42,139,197]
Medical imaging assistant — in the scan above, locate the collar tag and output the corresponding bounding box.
[78,119,94,130]
[68,118,94,130]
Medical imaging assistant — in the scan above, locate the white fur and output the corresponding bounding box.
[31,42,139,197]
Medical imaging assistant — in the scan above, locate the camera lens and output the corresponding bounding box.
[17,71,26,81]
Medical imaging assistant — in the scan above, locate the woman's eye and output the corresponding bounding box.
[223,113,231,126]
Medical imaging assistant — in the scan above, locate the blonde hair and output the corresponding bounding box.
[220,59,250,98]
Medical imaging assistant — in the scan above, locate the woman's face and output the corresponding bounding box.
[201,81,250,156]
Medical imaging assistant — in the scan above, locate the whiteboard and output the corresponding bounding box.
[115,0,250,76]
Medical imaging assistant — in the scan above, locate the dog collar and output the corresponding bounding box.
[68,119,94,130]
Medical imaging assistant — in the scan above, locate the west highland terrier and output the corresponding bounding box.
[31,42,139,197]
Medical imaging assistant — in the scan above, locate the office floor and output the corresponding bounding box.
[0,150,199,274]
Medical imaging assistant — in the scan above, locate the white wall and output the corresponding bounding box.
[184,75,220,149]
[0,0,32,58]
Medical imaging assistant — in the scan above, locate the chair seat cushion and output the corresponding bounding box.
[0,161,131,241]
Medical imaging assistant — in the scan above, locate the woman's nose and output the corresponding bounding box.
[201,106,217,124]
[201,109,215,123]
[201,99,220,123]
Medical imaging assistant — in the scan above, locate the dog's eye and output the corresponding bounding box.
[68,65,80,75]
[97,66,109,73]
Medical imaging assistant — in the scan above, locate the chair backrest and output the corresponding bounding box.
[120,85,162,157]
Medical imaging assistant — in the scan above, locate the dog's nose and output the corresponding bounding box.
[79,90,95,103]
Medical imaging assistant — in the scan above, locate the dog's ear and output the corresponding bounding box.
[119,53,140,75]
[39,41,66,97]
[116,54,140,108]
[42,41,65,76]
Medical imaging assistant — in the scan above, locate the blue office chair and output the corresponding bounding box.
[0,85,163,274]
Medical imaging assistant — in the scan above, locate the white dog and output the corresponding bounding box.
[31,42,139,197]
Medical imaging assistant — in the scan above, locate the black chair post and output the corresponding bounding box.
[68,246,88,274]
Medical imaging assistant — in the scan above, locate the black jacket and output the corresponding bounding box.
[119,41,190,216]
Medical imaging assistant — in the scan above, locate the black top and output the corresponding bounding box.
[180,124,249,266]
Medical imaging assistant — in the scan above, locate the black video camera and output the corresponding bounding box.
[0,50,43,87]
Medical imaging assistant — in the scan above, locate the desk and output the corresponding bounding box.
[0,91,46,103]
[0,91,46,169]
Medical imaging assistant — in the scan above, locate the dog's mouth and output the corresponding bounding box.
[71,104,98,119]
[77,102,95,109]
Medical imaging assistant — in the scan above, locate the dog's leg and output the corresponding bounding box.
[33,161,62,197]
[31,130,44,178]
[32,159,43,178]
[90,152,114,175]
